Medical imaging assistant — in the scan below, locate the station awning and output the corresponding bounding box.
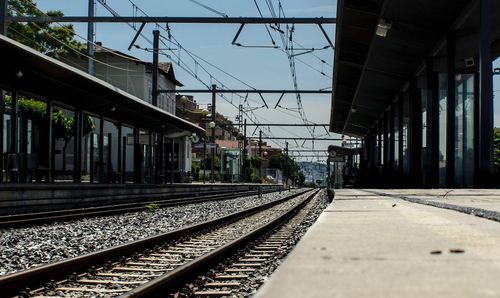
[0,34,205,136]
[330,0,500,136]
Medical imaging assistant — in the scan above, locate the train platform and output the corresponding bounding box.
[255,189,500,298]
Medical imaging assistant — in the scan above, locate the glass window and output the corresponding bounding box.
[438,74,447,187]
[421,89,429,184]
[455,78,464,186]
[394,102,399,170]
[455,74,475,187]
[402,93,410,175]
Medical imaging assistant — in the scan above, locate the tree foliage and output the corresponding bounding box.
[7,0,85,58]
[494,127,500,175]
[4,95,95,141]
[267,153,305,185]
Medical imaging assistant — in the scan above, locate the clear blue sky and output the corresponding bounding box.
[36,0,337,162]
[34,1,500,161]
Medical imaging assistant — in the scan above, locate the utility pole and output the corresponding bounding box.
[152,30,160,107]
[284,141,288,188]
[259,130,262,180]
[87,0,95,76]
[243,118,247,182]
[210,84,216,183]
[238,104,243,182]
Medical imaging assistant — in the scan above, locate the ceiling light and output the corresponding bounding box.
[15,70,23,78]
[376,18,392,37]
[351,104,357,113]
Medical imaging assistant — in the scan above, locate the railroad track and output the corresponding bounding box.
[191,189,326,297]
[0,189,315,297]
[0,189,270,228]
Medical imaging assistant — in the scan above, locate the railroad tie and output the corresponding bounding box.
[55,287,131,293]
[193,290,233,297]
[77,279,145,285]
[214,275,249,279]
[97,272,161,278]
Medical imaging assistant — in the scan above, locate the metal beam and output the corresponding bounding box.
[7,16,336,24]
[261,137,343,141]
[244,123,329,127]
[161,89,332,94]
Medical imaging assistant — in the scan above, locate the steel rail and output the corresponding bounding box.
[0,189,273,228]
[120,189,320,297]
[0,189,310,297]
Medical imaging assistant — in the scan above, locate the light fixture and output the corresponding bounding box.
[201,109,209,116]
[180,95,189,102]
[15,70,23,78]
[376,18,392,37]
[110,106,116,112]
[351,104,357,113]
[494,68,500,75]
[209,121,216,129]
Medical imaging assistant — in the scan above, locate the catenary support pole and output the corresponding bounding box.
[152,30,160,107]
[478,0,493,186]
[87,0,95,76]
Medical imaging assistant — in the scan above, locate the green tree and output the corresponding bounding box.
[494,127,500,175]
[4,95,95,170]
[7,0,85,58]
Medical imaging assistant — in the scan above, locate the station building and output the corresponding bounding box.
[0,34,204,184]
[330,0,500,188]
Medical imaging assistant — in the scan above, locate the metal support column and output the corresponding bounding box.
[284,141,289,187]
[152,30,160,107]
[20,110,27,182]
[0,0,6,180]
[409,77,422,187]
[87,0,95,75]
[203,138,206,184]
[170,138,174,184]
[326,157,331,188]
[9,90,18,182]
[259,130,262,180]
[117,122,122,183]
[243,118,247,182]
[388,103,395,172]
[107,132,112,183]
[89,132,94,183]
[47,100,53,182]
[122,135,127,183]
[73,109,83,183]
[158,133,164,184]
[478,0,493,186]
[99,116,104,182]
[210,84,216,183]
[427,59,440,187]
[446,30,456,187]
[148,132,152,183]
[133,127,142,183]
[473,72,480,185]
[383,112,389,168]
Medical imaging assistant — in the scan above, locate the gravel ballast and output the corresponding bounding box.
[0,189,302,276]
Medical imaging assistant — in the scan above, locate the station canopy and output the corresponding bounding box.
[330,0,500,136]
[0,34,205,136]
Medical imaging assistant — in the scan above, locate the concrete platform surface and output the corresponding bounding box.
[255,189,500,298]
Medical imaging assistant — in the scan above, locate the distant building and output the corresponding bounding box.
[63,45,194,182]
